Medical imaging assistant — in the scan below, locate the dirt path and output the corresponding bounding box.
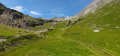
[68,39,114,56]
[86,43,114,56]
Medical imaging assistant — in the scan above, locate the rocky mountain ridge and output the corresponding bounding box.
[0,0,116,29]
[65,0,113,20]
[0,3,61,30]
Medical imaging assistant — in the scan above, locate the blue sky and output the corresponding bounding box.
[0,0,93,19]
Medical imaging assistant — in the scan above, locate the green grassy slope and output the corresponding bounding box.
[63,0,120,55]
[2,0,120,56]
[4,21,102,56]
[0,24,32,37]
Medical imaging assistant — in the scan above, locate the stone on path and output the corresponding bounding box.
[94,30,99,32]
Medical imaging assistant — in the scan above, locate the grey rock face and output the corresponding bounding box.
[76,0,112,16]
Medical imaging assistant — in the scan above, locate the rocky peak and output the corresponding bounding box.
[0,3,23,20]
[77,0,112,16]
[65,0,113,20]
[0,3,6,9]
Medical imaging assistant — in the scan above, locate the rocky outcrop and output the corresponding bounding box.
[0,3,6,9]
[0,9,23,19]
[0,3,25,28]
[0,3,52,30]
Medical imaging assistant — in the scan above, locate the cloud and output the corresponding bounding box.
[11,6,25,12]
[30,11,42,16]
[47,13,65,17]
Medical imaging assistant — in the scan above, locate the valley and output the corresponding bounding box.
[0,0,120,56]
